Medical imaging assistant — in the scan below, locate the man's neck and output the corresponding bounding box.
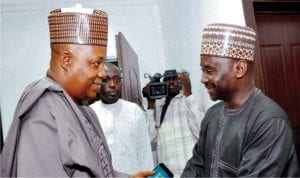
[224,87,255,109]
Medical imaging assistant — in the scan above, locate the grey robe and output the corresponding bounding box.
[1,77,127,177]
[181,89,299,177]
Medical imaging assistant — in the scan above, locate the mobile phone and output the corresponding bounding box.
[148,163,174,178]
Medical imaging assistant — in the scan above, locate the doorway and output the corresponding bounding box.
[243,0,300,157]
[115,32,143,108]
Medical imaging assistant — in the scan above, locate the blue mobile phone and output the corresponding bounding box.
[148,163,174,178]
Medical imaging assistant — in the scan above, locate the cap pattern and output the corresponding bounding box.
[48,9,108,46]
[201,23,256,61]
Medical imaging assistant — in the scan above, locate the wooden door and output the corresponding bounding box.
[243,0,300,157]
[115,32,143,108]
[255,14,300,124]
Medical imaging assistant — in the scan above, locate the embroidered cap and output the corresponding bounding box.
[201,23,256,61]
[48,5,108,46]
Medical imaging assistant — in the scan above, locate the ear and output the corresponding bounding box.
[61,51,72,70]
[235,60,248,79]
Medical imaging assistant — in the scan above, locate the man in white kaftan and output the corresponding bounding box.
[91,63,154,174]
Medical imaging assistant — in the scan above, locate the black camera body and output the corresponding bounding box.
[144,73,168,100]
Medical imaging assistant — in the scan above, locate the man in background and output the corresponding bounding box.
[91,63,154,175]
[181,23,299,177]
[143,69,205,177]
[0,6,154,177]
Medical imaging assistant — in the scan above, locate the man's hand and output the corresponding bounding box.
[130,170,155,178]
[178,72,192,97]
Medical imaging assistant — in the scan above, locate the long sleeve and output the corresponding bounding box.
[136,108,155,170]
[146,109,157,144]
[237,117,299,177]
[185,94,205,139]
[154,93,205,177]
[181,137,205,177]
[181,110,207,178]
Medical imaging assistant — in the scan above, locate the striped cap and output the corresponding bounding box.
[201,23,256,61]
[48,8,108,46]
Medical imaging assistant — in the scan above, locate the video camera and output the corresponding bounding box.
[144,73,168,100]
[144,69,178,100]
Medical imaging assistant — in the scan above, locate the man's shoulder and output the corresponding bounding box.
[22,77,63,97]
[250,91,289,122]
[119,99,140,108]
[90,100,100,110]
[119,99,145,114]
[17,78,70,117]
[206,101,223,112]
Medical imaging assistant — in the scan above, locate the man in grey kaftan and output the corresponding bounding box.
[181,23,299,177]
[0,5,154,178]
[1,78,117,177]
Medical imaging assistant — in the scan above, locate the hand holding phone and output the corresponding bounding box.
[148,163,174,178]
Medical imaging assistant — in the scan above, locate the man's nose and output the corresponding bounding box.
[167,78,176,84]
[98,64,106,78]
[108,79,116,87]
[201,74,208,84]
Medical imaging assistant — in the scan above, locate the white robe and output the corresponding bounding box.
[91,99,154,174]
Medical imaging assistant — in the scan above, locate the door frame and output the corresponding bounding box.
[242,0,265,91]
[242,0,300,157]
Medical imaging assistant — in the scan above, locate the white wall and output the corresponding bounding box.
[0,0,245,139]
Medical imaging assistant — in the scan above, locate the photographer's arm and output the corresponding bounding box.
[178,72,205,139]
[142,85,157,143]
[147,99,155,109]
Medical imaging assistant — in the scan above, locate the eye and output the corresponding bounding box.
[206,69,214,75]
[202,68,214,75]
[163,77,169,82]
[114,77,122,83]
[101,78,108,84]
[92,61,103,69]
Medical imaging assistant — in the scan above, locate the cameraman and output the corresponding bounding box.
[142,69,205,177]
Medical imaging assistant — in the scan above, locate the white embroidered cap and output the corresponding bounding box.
[201,23,256,61]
